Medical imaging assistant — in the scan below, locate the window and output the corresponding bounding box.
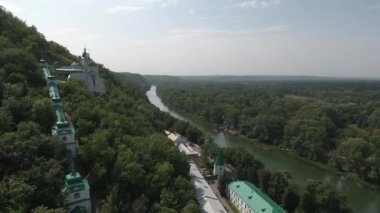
[74,192,80,199]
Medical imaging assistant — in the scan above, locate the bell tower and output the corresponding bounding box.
[61,171,91,213]
[213,152,224,179]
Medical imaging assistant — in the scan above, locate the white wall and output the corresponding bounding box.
[213,165,224,177]
[67,189,91,213]
[227,187,253,213]
[58,132,76,157]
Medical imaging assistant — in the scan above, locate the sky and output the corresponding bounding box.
[1,0,380,77]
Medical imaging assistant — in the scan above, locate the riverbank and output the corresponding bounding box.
[147,85,380,213]
[212,121,379,192]
[235,133,380,192]
[158,99,380,192]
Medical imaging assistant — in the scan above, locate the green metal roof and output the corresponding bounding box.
[41,66,54,79]
[228,181,286,213]
[51,102,75,136]
[52,125,74,135]
[49,83,61,100]
[56,67,84,72]
[55,105,68,123]
[214,153,224,166]
[52,104,77,135]
[61,172,90,193]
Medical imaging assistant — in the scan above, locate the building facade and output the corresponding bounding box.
[56,48,106,94]
[50,93,76,157]
[61,172,91,213]
[227,181,286,213]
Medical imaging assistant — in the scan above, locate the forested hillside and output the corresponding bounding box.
[0,7,202,212]
[158,81,380,186]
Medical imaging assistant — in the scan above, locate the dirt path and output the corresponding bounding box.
[209,181,237,213]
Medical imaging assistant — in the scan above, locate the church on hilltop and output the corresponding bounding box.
[56,48,106,94]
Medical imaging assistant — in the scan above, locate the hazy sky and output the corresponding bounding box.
[1,0,380,77]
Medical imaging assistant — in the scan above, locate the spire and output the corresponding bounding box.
[82,48,91,59]
[82,48,87,58]
[214,152,224,166]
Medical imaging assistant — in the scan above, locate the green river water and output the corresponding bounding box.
[146,86,380,213]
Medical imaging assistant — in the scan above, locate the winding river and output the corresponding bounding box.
[146,85,380,213]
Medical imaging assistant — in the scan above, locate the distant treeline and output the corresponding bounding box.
[145,74,380,85]
[158,80,380,186]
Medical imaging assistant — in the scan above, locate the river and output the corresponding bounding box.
[146,85,380,213]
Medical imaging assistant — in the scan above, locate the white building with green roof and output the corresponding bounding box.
[40,60,91,213]
[51,105,77,157]
[61,172,91,213]
[56,48,106,94]
[227,181,286,213]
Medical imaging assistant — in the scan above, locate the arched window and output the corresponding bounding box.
[74,192,80,199]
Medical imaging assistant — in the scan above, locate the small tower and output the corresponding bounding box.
[61,171,92,213]
[52,105,76,157]
[213,153,224,179]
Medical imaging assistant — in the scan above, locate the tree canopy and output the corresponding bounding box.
[158,81,380,186]
[0,7,202,212]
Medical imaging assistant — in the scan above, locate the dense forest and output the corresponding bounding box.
[0,7,204,212]
[157,81,380,186]
[0,5,368,213]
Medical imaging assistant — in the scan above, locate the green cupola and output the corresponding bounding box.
[214,152,224,166]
